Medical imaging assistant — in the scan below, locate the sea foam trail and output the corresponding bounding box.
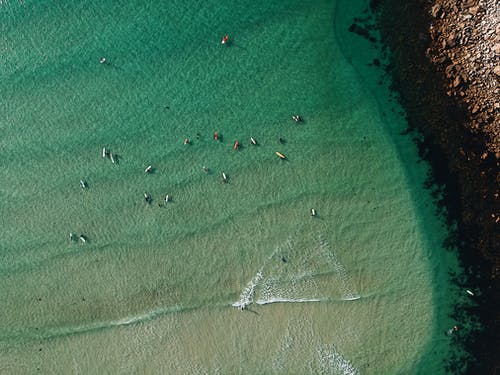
[232,235,361,308]
[272,318,360,374]
[318,236,360,301]
[4,304,205,343]
[256,298,322,305]
[317,344,360,375]
[232,270,263,309]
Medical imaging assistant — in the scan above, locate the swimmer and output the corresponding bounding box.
[446,325,459,335]
[202,166,208,173]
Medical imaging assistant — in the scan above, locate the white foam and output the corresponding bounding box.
[341,295,361,301]
[256,298,322,305]
[318,236,360,301]
[317,345,360,375]
[232,271,263,308]
[232,235,361,309]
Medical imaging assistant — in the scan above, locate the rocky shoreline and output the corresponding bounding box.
[428,0,499,154]
[366,0,498,373]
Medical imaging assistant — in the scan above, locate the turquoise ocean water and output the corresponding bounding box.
[0,0,461,373]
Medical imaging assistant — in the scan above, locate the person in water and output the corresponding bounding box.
[446,325,459,335]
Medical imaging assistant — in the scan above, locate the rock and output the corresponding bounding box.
[431,4,441,17]
[469,6,479,16]
[494,66,500,76]
[454,75,462,87]
[447,33,456,47]
[494,44,500,55]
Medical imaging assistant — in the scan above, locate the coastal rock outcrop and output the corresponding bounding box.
[372,0,499,373]
[426,0,499,279]
[428,0,499,154]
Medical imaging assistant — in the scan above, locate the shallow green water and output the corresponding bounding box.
[0,0,459,373]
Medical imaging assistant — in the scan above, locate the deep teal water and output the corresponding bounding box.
[0,0,460,373]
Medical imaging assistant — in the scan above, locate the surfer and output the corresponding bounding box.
[233,140,240,150]
[222,172,228,183]
[214,131,219,141]
[145,165,153,173]
[250,137,257,145]
[446,325,459,335]
[99,57,107,64]
[221,35,229,44]
[310,208,317,217]
[292,115,302,122]
[202,166,208,173]
[144,192,152,204]
[184,138,190,145]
